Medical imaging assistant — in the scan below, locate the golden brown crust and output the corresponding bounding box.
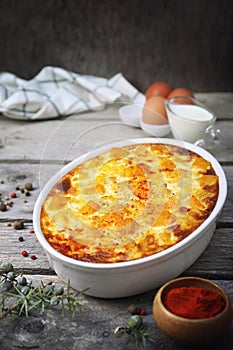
[40,143,219,263]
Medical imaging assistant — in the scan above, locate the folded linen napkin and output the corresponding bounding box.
[0,66,145,120]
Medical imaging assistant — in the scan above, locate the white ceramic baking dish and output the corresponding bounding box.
[33,138,227,298]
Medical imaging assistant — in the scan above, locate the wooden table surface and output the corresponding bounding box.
[0,93,233,349]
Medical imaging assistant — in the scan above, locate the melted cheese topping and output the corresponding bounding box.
[40,143,219,263]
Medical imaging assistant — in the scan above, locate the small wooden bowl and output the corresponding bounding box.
[153,277,233,346]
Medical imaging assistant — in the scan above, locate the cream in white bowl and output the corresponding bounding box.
[33,138,227,298]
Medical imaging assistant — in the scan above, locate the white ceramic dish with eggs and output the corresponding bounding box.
[33,138,227,299]
[140,120,171,137]
[118,104,143,127]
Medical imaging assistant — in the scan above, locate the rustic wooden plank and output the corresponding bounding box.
[0,92,233,349]
[0,221,53,274]
[0,118,231,162]
[0,107,145,162]
[219,166,233,225]
[195,92,233,119]
[0,163,60,221]
[0,276,233,350]
[1,218,233,279]
[1,118,232,162]
[1,94,233,163]
[183,228,233,279]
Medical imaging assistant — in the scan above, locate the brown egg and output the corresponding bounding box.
[142,96,168,125]
[168,88,194,99]
[146,81,173,99]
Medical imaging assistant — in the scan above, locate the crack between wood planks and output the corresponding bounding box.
[0,159,70,165]
[216,222,233,229]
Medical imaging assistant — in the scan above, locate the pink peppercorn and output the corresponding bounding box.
[21,250,28,257]
[29,229,35,234]
[139,309,147,316]
[30,255,37,260]
[10,192,17,198]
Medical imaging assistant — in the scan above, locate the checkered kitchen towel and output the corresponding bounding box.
[0,66,145,120]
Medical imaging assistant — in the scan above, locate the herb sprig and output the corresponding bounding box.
[114,314,156,349]
[1,262,156,348]
[0,261,84,320]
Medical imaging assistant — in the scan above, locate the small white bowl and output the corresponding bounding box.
[140,120,171,137]
[118,104,143,127]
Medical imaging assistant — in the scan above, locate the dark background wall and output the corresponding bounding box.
[0,0,232,93]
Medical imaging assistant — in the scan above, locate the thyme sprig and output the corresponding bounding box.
[0,261,85,320]
[114,314,156,349]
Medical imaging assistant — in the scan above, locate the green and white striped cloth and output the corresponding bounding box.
[0,66,145,120]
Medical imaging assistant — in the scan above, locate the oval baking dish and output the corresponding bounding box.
[33,138,227,298]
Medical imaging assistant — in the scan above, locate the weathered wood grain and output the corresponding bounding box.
[1,118,232,163]
[195,93,233,119]
[1,221,233,279]
[183,228,233,279]
[0,277,233,350]
[1,93,233,350]
[0,221,53,274]
[1,94,233,163]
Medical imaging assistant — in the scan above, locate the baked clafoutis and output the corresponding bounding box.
[40,143,219,263]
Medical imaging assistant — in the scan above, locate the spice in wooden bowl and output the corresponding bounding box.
[153,277,233,345]
[163,285,226,319]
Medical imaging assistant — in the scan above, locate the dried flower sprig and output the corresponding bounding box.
[0,261,85,320]
[114,314,155,349]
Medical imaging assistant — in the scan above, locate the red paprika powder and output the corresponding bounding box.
[163,286,226,319]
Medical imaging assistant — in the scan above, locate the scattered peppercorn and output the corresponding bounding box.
[14,220,24,230]
[22,199,27,203]
[4,196,9,200]
[10,192,17,198]
[29,229,35,234]
[21,250,28,257]
[24,190,31,197]
[139,309,147,316]
[6,222,11,227]
[18,236,24,242]
[24,183,33,191]
[20,188,25,194]
[128,304,141,315]
[30,255,37,260]
[0,180,4,184]
[16,186,20,191]
[0,202,7,211]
